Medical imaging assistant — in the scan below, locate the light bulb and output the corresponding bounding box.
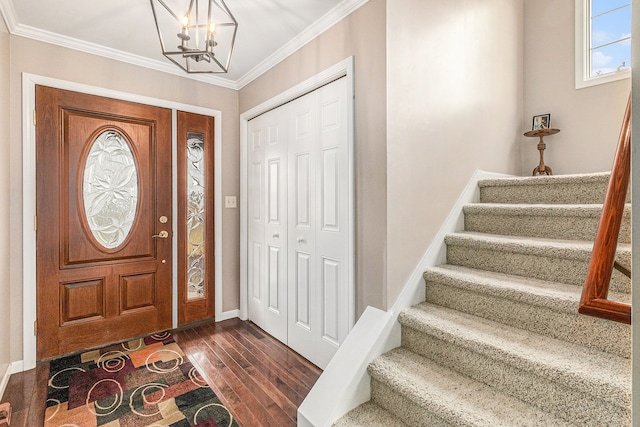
[182,15,189,27]
[209,22,216,33]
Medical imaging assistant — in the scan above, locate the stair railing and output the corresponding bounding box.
[578,94,631,324]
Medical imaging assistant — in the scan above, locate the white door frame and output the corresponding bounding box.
[22,73,224,370]
[239,57,355,328]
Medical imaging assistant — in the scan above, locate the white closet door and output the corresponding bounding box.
[247,114,266,329]
[248,77,351,369]
[247,108,288,343]
[263,106,289,343]
[313,77,350,368]
[287,88,318,360]
[288,77,349,368]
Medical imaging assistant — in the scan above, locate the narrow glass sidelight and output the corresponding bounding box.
[82,130,138,249]
[186,132,206,300]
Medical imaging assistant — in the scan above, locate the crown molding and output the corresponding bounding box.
[11,23,239,89]
[0,0,18,32]
[235,0,370,89]
[0,0,370,91]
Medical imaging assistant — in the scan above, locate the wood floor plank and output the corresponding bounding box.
[201,322,305,406]
[175,328,264,427]
[224,322,320,394]
[191,324,297,425]
[223,326,313,400]
[2,318,323,427]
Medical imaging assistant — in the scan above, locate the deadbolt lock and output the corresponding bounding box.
[159,215,168,224]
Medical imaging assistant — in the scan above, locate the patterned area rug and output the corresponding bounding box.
[44,332,238,426]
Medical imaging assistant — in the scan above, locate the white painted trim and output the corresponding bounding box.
[0,360,25,399]
[0,363,10,399]
[22,73,224,367]
[215,309,240,322]
[574,0,631,89]
[0,0,17,31]
[236,0,370,89]
[1,0,370,91]
[11,23,237,90]
[240,57,355,323]
[298,170,511,426]
[9,360,23,373]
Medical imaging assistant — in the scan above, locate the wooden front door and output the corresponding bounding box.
[36,86,172,360]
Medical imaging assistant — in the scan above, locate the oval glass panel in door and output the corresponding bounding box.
[82,130,139,249]
[187,131,206,300]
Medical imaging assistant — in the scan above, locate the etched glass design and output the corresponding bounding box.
[187,132,206,300]
[83,130,138,249]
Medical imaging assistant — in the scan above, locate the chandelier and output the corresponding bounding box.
[150,0,238,74]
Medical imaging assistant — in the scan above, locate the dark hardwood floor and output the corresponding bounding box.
[1,318,323,426]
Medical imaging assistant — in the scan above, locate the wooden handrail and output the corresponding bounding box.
[579,94,631,324]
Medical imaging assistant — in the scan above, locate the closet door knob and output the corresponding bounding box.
[297,237,306,244]
[273,233,280,238]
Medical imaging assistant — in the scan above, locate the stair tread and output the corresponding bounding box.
[445,231,631,262]
[370,348,574,427]
[333,402,408,427]
[464,202,630,216]
[478,172,611,188]
[424,264,630,307]
[399,302,631,402]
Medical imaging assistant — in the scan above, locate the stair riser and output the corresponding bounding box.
[464,213,630,243]
[401,327,631,427]
[479,182,609,204]
[446,245,630,294]
[424,281,631,358]
[370,380,450,427]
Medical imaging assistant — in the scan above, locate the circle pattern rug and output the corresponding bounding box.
[44,332,238,426]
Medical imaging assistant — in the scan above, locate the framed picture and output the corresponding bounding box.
[532,114,551,130]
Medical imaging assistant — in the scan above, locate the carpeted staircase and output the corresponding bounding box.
[335,172,631,427]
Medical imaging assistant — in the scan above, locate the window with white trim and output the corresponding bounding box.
[575,0,631,89]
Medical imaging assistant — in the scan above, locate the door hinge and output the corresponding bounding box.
[33,110,36,127]
[34,215,37,232]
[33,320,37,336]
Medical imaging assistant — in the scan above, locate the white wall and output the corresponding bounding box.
[0,15,11,384]
[522,0,630,175]
[386,0,524,307]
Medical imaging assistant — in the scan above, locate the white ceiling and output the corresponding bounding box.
[0,0,367,89]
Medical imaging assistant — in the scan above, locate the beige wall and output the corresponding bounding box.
[386,0,524,307]
[8,36,240,361]
[0,17,11,375]
[239,0,388,314]
[522,0,630,174]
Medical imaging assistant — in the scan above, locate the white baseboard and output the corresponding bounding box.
[0,360,23,400]
[216,309,240,322]
[0,364,9,400]
[298,170,512,426]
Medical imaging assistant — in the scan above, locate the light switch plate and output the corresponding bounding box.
[225,196,237,208]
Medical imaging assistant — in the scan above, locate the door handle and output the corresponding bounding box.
[273,233,280,238]
[297,237,306,244]
[152,230,169,239]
